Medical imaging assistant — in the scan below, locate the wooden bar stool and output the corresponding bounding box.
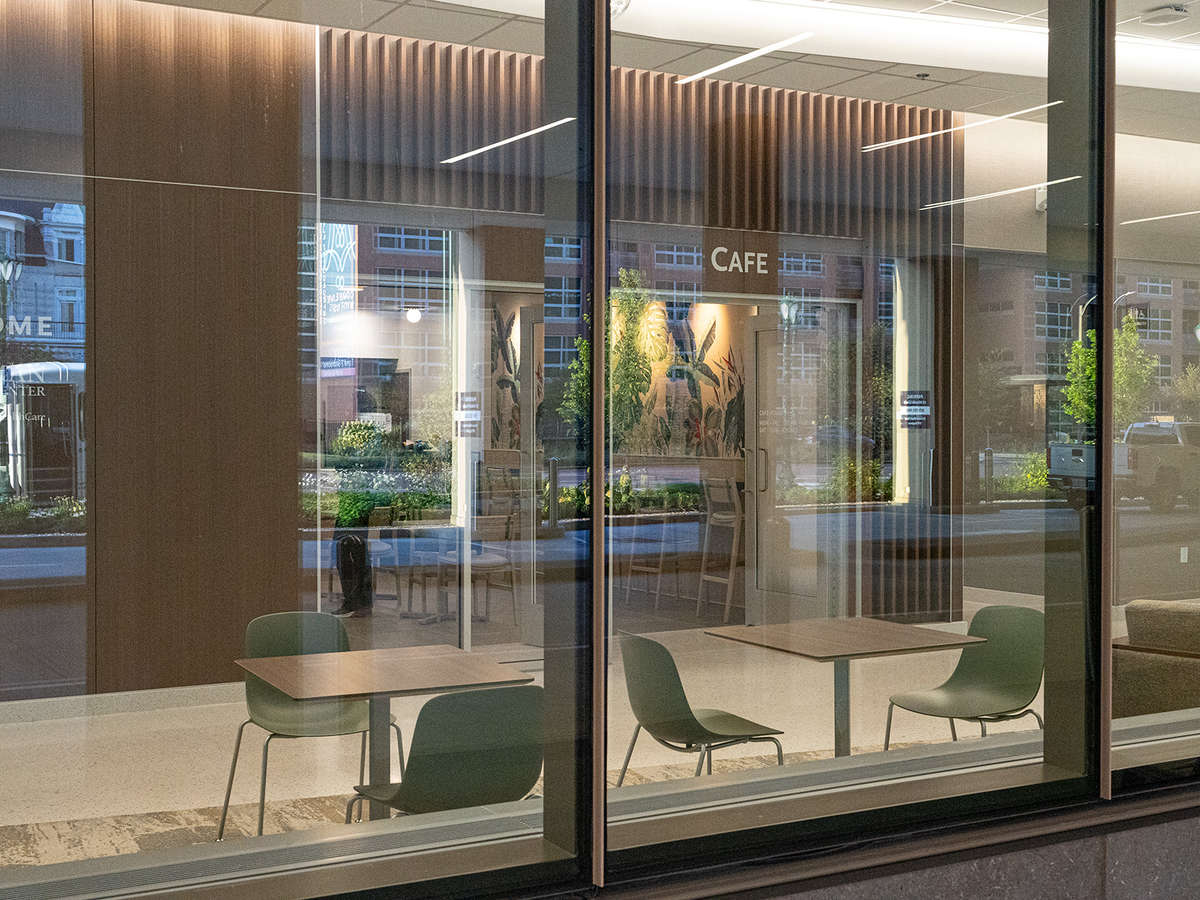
[695,476,743,623]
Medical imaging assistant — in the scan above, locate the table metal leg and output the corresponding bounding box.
[368,695,391,820]
[833,658,850,757]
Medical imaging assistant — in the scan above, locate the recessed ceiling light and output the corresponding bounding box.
[1141,4,1190,26]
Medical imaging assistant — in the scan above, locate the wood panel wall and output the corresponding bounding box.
[90,0,309,691]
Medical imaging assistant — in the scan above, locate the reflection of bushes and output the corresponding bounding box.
[299,488,451,528]
[540,478,704,521]
[0,496,87,534]
[329,421,384,458]
[991,452,1051,499]
[775,455,893,506]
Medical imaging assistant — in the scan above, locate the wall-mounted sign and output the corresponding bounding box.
[898,390,931,429]
[456,391,481,412]
[703,228,779,296]
[709,246,770,274]
[455,420,481,438]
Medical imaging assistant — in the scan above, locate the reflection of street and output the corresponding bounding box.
[1,503,1195,601]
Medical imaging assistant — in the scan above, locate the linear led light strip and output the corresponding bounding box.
[441,117,575,165]
[921,175,1080,210]
[675,32,813,85]
[1121,209,1200,226]
[861,100,1063,153]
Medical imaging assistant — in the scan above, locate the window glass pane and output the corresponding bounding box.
[605,0,1100,859]
[0,0,592,894]
[1110,22,1200,786]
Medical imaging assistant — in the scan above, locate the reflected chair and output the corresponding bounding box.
[436,514,520,625]
[345,685,543,821]
[216,612,405,840]
[624,471,684,610]
[367,506,399,606]
[616,633,784,786]
[695,477,743,623]
[884,606,1045,750]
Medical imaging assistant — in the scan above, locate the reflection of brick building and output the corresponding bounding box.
[0,200,86,363]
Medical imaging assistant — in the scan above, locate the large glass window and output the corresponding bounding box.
[0,1,594,896]
[605,0,1101,866]
[1110,17,1200,791]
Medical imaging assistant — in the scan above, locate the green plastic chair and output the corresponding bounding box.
[884,606,1045,749]
[616,633,783,786]
[216,611,405,840]
[345,685,543,821]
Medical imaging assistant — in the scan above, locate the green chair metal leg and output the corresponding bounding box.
[344,794,363,825]
[257,734,275,837]
[1031,710,1044,729]
[391,722,405,778]
[884,701,894,751]
[216,719,250,841]
[706,747,713,775]
[949,718,958,741]
[616,723,641,787]
[980,720,987,737]
[693,746,707,777]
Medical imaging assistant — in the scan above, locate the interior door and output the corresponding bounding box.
[745,301,862,624]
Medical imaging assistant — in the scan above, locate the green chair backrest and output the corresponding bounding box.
[243,611,350,720]
[619,633,706,745]
[944,605,1044,709]
[397,685,543,815]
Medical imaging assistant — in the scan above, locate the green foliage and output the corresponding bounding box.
[822,455,891,502]
[1168,363,1200,422]
[992,451,1050,497]
[329,420,384,457]
[558,326,593,450]
[0,499,32,532]
[609,269,668,451]
[51,495,86,519]
[1064,313,1156,432]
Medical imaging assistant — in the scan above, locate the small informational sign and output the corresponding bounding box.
[898,390,931,428]
[320,356,355,378]
[455,420,481,438]
[456,391,482,412]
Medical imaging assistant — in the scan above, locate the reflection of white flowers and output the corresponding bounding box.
[300,465,451,496]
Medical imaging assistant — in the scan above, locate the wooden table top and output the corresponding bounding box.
[235,644,534,701]
[705,618,985,662]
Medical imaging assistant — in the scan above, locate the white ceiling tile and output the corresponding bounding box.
[827,72,933,101]
[611,34,695,69]
[900,82,1009,110]
[948,0,1047,15]
[959,72,1046,94]
[371,2,504,42]
[959,91,1049,116]
[837,0,932,10]
[473,18,543,54]
[796,54,892,72]
[883,62,976,83]
[256,0,396,29]
[926,3,1014,21]
[665,47,785,81]
[742,60,866,92]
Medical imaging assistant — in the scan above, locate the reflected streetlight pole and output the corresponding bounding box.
[1072,289,1137,341]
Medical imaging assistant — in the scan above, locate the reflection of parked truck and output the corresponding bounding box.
[1048,422,1200,512]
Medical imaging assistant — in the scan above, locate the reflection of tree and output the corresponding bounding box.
[1168,363,1200,422]
[819,322,892,459]
[1064,313,1155,433]
[966,348,1022,448]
